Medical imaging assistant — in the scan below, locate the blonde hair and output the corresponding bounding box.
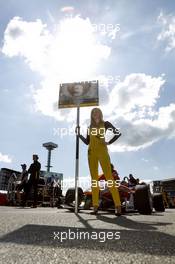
[90,108,104,128]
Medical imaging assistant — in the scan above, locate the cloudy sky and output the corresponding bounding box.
[0,0,175,187]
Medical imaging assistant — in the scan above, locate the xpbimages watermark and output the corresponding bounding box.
[53,229,121,243]
[53,126,121,139]
[50,178,120,192]
[92,23,120,35]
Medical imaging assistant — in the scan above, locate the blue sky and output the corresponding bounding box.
[0,0,175,189]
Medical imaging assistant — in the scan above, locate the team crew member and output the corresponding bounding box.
[77,107,122,216]
[27,154,41,208]
[16,164,28,205]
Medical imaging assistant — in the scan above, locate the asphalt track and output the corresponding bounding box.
[0,206,175,264]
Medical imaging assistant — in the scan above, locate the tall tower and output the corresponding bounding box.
[43,142,58,172]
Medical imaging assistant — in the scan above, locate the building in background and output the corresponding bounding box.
[161,178,175,207]
[152,179,175,207]
[0,167,63,191]
[0,168,21,191]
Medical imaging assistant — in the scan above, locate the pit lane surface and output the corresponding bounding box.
[0,206,175,264]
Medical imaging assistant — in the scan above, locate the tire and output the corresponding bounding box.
[152,193,165,212]
[134,184,153,215]
[65,188,84,206]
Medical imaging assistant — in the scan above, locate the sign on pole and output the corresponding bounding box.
[58,80,99,213]
[58,81,99,108]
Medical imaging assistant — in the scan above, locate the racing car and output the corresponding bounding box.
[64,173,165,215]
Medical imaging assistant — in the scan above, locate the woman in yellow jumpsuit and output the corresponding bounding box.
[78,108,122,216]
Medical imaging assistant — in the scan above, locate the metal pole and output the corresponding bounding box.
[47,149,51,172]
[75,105,80,214]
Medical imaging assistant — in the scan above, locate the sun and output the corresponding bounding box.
[47,16,111,83]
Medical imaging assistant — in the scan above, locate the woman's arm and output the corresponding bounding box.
[76,126,90,145]
[105,121,121,145]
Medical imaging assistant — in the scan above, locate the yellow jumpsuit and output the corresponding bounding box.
[88,124,121,207]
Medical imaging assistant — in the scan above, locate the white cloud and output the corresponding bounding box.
[2,16,175,152]
[0,152,12,163]
[2,16,51,74]
[109,103,175,152]
[76,73,175,152]
[2,16,111,121]
[157,11,175,51]
[106,73,165,117]
[2,16,111,78]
